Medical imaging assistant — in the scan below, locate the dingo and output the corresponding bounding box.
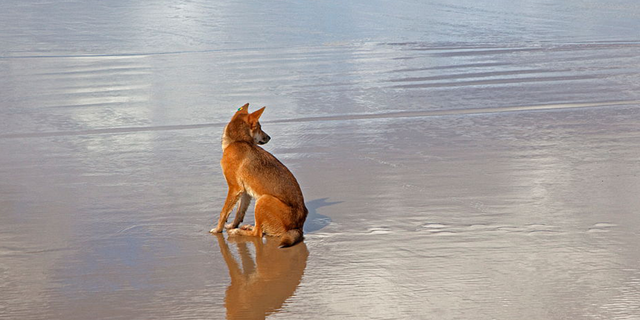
[210,104,308,247]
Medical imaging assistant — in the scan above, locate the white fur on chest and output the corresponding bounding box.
[221,124,232,150]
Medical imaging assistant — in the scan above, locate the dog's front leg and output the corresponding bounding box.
[226,192,251,230]
[211,189,242,233]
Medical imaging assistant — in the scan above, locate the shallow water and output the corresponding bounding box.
[2,1,640,319]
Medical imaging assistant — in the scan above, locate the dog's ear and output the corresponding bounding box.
[236,103,250,114]
[249,106,266,123]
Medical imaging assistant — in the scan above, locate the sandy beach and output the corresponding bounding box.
[2,1,640,319]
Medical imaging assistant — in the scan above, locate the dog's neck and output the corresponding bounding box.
[221,123,255,151]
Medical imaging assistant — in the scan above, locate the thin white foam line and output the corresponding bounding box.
[1,100,638,139]
[0,44,349,60]
[270,100,640,123]
[437,100,640,116]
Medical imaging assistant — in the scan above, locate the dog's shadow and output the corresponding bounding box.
[303,198,340,233]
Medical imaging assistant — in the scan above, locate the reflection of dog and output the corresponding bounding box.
[215,234,309,319]
[210,104,308,247]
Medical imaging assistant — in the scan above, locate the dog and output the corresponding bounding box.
[210,103,308,247]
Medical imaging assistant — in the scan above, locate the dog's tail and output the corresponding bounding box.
[279,229,303,248]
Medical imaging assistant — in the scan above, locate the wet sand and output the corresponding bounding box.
[2,1,640,319]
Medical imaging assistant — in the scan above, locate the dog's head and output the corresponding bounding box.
[222,103,271,149]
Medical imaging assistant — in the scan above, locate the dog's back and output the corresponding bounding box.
[224,141,308,227]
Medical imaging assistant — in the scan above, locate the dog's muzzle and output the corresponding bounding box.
[258,134,271,145]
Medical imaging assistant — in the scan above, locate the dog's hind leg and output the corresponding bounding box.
[230,195,303,247]
[226,192,251,230]
[229,195,283,238]
[257,196,303,247]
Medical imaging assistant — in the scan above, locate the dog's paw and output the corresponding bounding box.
[224,223,236,230]
[227,228,240,235]
[210,227,223,234]
[240,224,254,231]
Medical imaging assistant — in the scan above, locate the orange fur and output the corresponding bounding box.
[210,104,308,247]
